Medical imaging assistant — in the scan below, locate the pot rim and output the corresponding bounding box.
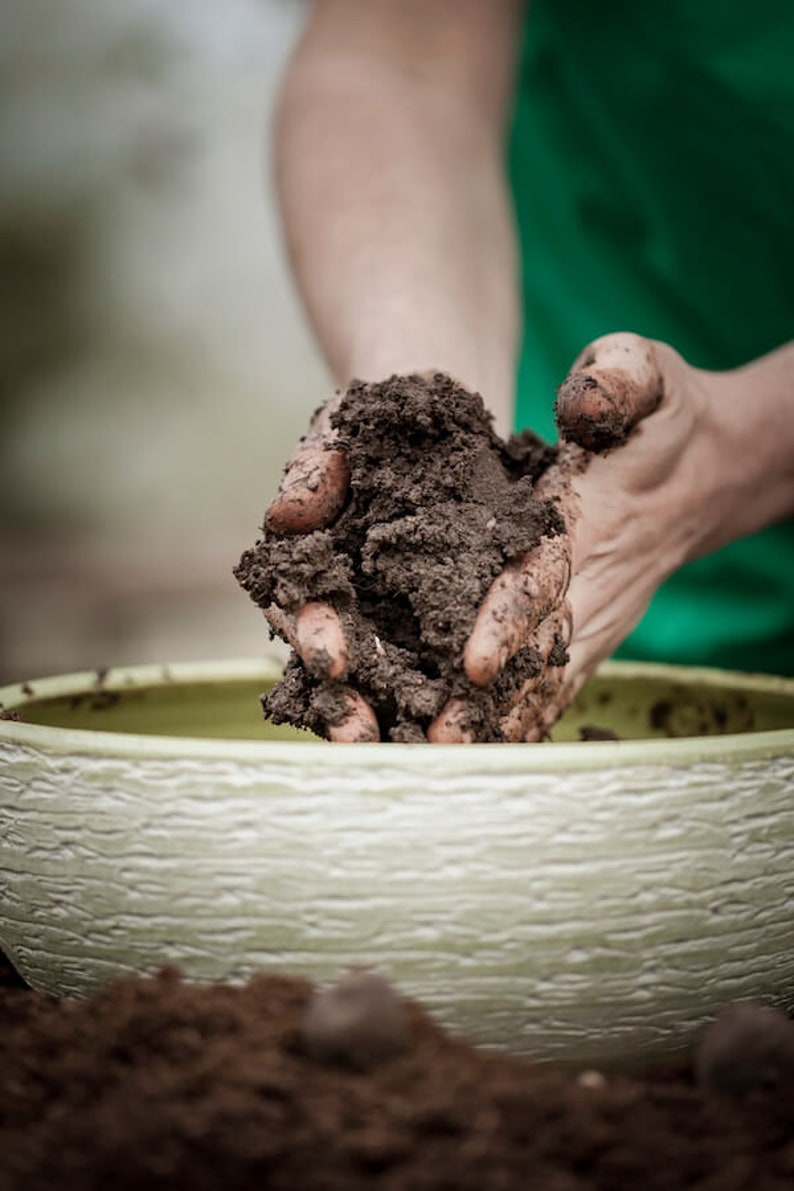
[1,657,792,772]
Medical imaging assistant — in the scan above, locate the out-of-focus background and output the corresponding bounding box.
[0,0,328,683]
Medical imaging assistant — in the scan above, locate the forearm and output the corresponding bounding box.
[275,3,522,434]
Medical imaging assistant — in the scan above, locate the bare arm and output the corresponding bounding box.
[275,0,524,434]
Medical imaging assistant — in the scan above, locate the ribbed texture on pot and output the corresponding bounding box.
[2,732,792,1067]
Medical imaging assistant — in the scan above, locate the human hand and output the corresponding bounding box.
[263,396,380,741]
[432,331,726,740]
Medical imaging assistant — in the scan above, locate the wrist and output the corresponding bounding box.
[692,344,794,558]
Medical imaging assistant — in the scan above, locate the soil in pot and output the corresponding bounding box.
[2,955,792,1190]
[235,373,565,742]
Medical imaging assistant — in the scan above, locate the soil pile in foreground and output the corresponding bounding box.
[1,964,793,1191]
[235,373,563,741]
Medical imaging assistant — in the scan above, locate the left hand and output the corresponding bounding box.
[430,331,729,741]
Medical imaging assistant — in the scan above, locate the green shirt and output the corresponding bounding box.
[509,0,794,674]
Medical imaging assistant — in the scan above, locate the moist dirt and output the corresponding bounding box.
[1,956,792,1191]
[235,373,564,742]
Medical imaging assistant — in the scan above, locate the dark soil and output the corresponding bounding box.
[578,724,622,742]
[235,373,563,742]
[1,957,792,1191]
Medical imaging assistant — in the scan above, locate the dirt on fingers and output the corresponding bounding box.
[235,373,566,742]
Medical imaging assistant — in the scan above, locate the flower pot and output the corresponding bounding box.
[1,657,792,1066]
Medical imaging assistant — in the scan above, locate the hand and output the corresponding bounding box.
[432,331,727,740]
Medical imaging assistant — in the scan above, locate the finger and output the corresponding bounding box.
[328,690,380,743]
[296,602,349,680]
[427,698,475,744]
[266,447,350,534]
[264,601,349,682]
[464,533,571,688]
[500,605,573,742]
[263,603,298,651]
[266,396,350,534]
[555,332,663,452]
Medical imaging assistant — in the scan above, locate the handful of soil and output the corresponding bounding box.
[235,373,565,742]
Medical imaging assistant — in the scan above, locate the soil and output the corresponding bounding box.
[578,724,621,742]
[235,373,564,742]
[1,953,792,1191]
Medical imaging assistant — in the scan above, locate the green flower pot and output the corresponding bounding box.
[1,658,792,1067]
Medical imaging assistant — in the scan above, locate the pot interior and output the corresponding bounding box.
[6,664,794,743]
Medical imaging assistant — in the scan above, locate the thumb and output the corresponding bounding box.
[554,332,664,453]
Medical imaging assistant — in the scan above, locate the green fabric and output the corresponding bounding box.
[508,0,794,675]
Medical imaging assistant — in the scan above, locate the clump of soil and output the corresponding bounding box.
[578,725,621,742]
[2,963,793,1190]
[235,373,563,742]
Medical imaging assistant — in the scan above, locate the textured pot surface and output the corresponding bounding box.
[1,658,793,1067]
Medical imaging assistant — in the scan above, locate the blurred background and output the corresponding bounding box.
[0,0,328,683]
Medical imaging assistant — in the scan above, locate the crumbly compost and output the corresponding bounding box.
[235,373,563,741]
[2,963,793,1191]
